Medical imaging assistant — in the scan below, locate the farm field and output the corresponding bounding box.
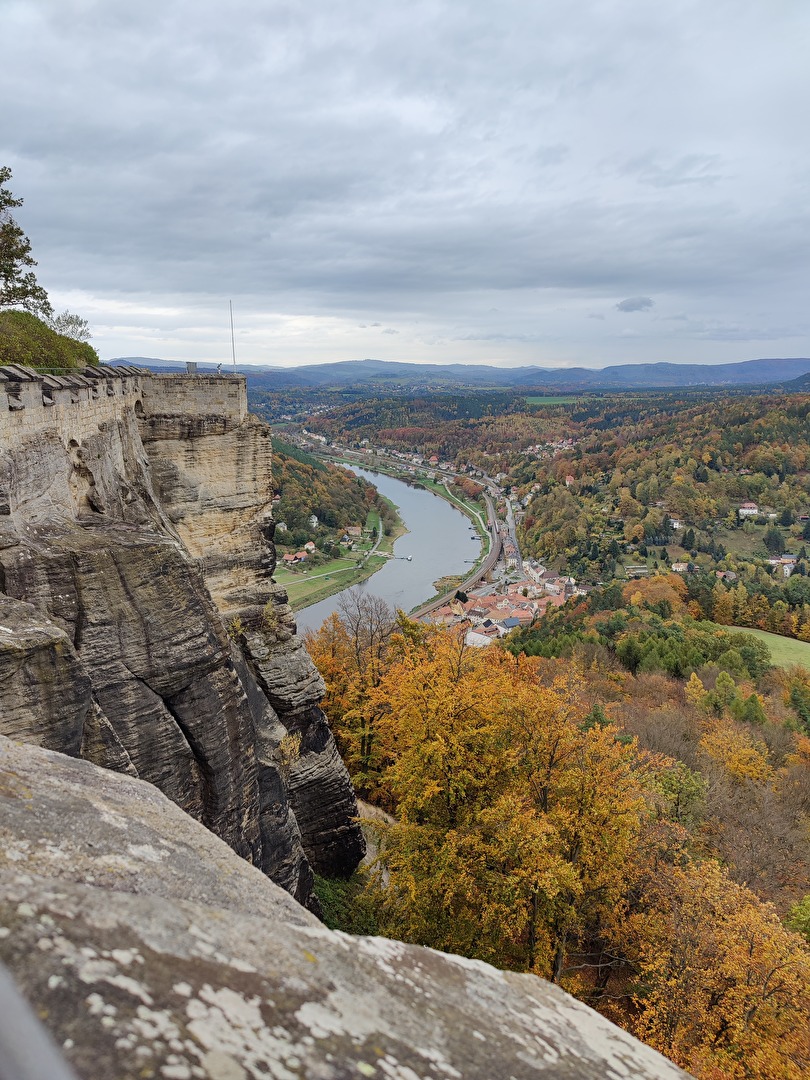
[524,395,579,406]
[731,626,810,669]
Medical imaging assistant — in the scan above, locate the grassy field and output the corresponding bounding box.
[730,627,810,669]
[524,395,578,406]
[275,499,407,612]
[274,556,374,609]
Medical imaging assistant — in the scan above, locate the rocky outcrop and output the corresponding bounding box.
[0,736,692,1080]
[139,373,365,879]
[244,622,367,877]
[138,380,277,622]
[0,365,364,908]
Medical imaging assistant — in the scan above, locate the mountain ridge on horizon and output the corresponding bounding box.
[108,355,810,391]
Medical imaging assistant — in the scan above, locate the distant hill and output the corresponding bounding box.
[781,370,810,392]
[108,355,810,391]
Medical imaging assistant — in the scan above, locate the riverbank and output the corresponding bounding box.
[274,495,407,613]
[294,468,490,633]
[333,453,491,547]
[327,456,497,615]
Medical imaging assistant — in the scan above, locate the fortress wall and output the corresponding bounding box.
[140,373,247,423]
[0,366,144,446]
[0,367,247,449]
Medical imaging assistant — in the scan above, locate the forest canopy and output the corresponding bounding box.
[307,588,810,1080]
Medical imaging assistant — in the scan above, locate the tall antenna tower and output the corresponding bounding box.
[229,300,237,370]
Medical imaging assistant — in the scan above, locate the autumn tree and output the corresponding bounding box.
[361,629,652,983]
[304,589,398,797]
[620,859,810,1079]
[712,582,735,625]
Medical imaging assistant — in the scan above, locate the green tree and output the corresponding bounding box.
[46,309,90,342]
[0,166,51,317]
[763,526,785,555]
[786,895,810,942]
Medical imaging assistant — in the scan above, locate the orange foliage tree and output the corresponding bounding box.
[306,613,810,1079]
[618,859,810,1079]
[361,628,652,982]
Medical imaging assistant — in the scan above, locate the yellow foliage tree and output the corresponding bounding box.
[700,721,773,784]
[365,630,650,982]
[304,592,398,797]
[685,672,707,709]
[712,583,735,625]
[622,860,810,1079]
[621,573,688,613]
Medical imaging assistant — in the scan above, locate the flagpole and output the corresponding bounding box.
[229,300,236,370]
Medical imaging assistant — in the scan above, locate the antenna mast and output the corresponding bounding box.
[229,300,237,370]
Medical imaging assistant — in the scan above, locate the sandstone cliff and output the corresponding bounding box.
[0,363,364,908]
[0,736,692,1080]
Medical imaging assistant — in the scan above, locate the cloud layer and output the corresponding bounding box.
[3,0,809,367]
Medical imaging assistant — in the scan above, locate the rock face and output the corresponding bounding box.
[0,364,364,908]
[0,736,692,1080]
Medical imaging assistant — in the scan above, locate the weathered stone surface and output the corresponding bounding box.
[0,737,692,1080]
[0,735,311,926]
[0,595,90,756]
[0,372,366,907]
[139,381,366,879]
[244,628,327,714]
[0,523,259,863]
[244,627,366,877]
[139,406,277,624]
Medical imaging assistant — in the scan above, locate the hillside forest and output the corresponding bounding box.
[301,389,810,1080]
[308,391,810,644]
[271,437,396,555]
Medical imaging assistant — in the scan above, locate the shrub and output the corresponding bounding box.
[0,310,98,371]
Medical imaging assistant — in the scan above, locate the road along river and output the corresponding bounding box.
[293,467,485,634]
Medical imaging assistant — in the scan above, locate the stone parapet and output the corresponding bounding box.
[0,364,144,447]
[0,365,247,449]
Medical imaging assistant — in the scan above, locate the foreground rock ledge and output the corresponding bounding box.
[0,738,691,1080]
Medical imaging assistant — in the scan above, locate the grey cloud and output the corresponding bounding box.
[616,297,655,313]
[382,328,398,334]
[2,1,809,366]
[621,153,724,189]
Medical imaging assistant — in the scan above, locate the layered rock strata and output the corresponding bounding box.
[0,363,364,908]
[0,736,692,1080]
[138,371,366,876]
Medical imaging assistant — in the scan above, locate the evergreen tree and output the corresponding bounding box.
[764,526,785,555]
[0,166,51,316]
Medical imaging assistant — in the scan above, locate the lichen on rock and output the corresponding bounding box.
[0,736,693,1080]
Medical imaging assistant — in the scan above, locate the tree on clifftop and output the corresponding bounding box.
[0,166,52,317]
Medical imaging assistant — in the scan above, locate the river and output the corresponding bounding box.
[293,467,482,634]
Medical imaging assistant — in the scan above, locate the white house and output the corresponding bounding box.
[738,502,759,518]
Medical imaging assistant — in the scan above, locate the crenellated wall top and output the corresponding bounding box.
[0,364,247,447]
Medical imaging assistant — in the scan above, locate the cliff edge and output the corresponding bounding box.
[0,736,692,1080]
[0,363,364,908]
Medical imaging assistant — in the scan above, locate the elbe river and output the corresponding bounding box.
[293,467,483,634]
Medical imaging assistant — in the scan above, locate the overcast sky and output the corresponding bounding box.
[3,0,809,368]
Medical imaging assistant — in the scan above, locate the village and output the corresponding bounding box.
[283,429,810,642]
[426,553,586,646]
